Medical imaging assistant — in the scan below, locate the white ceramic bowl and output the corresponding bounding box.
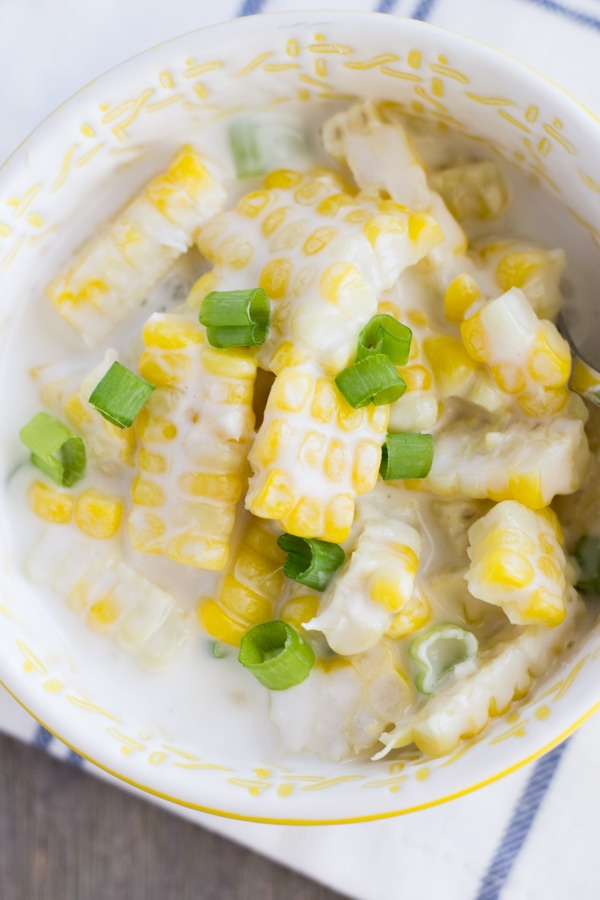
[1,11,600,824]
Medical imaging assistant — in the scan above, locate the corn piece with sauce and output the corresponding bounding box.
[46,146,226,345]
[128,311,257,570]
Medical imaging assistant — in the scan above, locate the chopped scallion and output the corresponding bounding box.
[357,314,412,366]
[19,412,86,487]
[199,288,270,348]
[229,116,307,179]
[409,624,478,695]
[88,361,155,429]
[574,535,600,593]
[380,432,434,480]
[238,620,315,690]
[277,533,345,592]
[334,354,407,408]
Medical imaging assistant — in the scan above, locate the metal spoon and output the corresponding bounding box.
[558,311,600,406]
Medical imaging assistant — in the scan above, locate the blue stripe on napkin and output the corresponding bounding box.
[517,0,600,31]
[33,724,53,750]
[475,740,569,899]
[239,0,269,15]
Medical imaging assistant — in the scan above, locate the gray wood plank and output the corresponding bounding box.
[0,734,350,900]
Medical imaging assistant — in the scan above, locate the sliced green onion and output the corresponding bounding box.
[199,288,270,348]
[574,535,600,593]
[88,361,155,429]
[334,354,407,408]
[229,116,307,178]
[409,624,478,695]
[357,314,412,366]
[277,533,345,592]
[238,620,315,690]
[380,432,434,480]
[19,412,86,487]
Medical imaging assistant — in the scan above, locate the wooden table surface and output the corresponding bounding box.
[0,733,349,900]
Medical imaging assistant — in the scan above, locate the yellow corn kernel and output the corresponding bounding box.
[294,180,328,205]
[132,476,165,507]
[138,352,190,388]
[316,192,357,217]
[402,365,432,392]
[517,387,568,417]
[137,448,167,474]
[507,472,545,510]
[28,481,73,524]
[168,534,229,570]
[251,469,296,520]
[218,574,273,624]
[200,345,256,379]
[424,336,478,393]
[525,588,566,626]
[252,420,285,467]
[386,586,431,638]
[408,212,441,243]
[143,315,203,349]
[285,497,323,537]
[264,169,303,190]
[259,257,292,300]
[269,342,307,373]
[311,378,337,422]
[528,325,571,387]
[261,206,289,237]
[64,394,94,429]
[363,214,405,247]
[536,507,563,542]
[186,271,220,311]
[280,594,320,630]
[319,261,367,306]
[179,472,244,503]
[244,521,285,564]
[198,598,247,646]
[303,227,338,255]
[352,441,381,493]
[75,489,123,539]
[571,357,600,394]
[496,251,546,291]
[460,311,487,362]
[213,237,254,269]
[128,512,166,550]
[481,549,535,588]
[444,273,481,323]
[236,190,273,218]
[88,594,120,629]
[270,368,313,412]
[323,438,346,481]
[135,409,177,442]
[323,494,354,543]
[299,431,327,469]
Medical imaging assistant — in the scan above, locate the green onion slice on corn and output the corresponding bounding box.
[88,361,156,429]
[277,534,345,592]
[380,432,434,480]
[409,624,478,695]
[19,412,86,487]
[335,355,407,408]
[238,620,315,690]
[199,288,271,348]
[357,314,412,366]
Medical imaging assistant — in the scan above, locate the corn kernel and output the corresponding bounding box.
[75,489,123,539]
[444,273,481,323]
[28,481,73,524]
[259,257,292,300]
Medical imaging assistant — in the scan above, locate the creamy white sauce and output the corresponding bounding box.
[0,105,596,760]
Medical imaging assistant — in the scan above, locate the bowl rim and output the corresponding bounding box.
[1,8,600,825]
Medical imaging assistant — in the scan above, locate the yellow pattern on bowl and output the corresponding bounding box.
[1,12,600,824]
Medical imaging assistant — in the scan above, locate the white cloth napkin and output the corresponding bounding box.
[3,1,600,898]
